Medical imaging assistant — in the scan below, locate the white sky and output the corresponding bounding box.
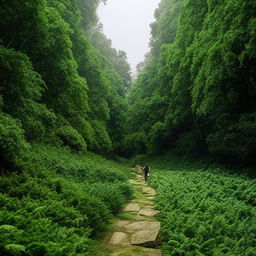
[97,0,161,72]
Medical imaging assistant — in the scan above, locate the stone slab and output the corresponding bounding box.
[133,200,154,206]
[124,203,141,212]
[138,208,160,217]
[131,229,160,247]
[115,220,131,228]
[109,232,130,246]
[142,187,156,195]
[125,221,160,232]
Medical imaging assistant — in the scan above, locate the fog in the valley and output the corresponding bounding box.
[98,0,161,72]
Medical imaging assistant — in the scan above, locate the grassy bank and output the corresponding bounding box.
[0,144,133,256]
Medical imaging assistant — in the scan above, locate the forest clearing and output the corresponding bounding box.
[1,0,256,255]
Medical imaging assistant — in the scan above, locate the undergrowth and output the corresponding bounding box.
[0,144,133,256]
[149,157,256,256]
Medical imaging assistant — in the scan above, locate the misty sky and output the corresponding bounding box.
[98,0,161,72]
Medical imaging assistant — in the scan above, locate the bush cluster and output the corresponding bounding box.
[56,126,87,152]
[0,113,29,170]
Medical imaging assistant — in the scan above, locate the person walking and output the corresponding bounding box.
[143,164,150,183]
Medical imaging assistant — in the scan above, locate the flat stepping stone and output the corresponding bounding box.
[125,221,160,232]
[138,208,160,217]
[124,203,141,212]
[131,229,161,247]
[132,200,154,206]
[109,232,130,246]
[142,187,156,195]
[115,220,131,228]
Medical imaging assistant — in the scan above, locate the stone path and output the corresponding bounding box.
[106,170,162,256]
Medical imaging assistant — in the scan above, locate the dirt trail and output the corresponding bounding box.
[104,171,162,256]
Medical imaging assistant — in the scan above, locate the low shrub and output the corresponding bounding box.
[150,159,256,256]
[92,182,133,214]
[56,125,87,152]
[0,144,131,255]
[0,112,29,170]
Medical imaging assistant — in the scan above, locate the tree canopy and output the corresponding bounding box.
[0,0,131,167]
[126,0,256,165]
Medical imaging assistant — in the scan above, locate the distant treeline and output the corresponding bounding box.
[0,0,131,170]
[125,0,256,165]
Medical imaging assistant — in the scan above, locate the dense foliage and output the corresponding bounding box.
[0,144,133,255]
[149,158,256,256]
[126,0,256,165]
[0,0,131,162]
[0,0,133,254]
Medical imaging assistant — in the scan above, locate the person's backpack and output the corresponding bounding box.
[144,166,149,173]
